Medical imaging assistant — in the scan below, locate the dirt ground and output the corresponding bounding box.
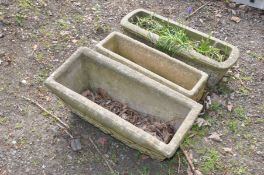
[0,0,263,175]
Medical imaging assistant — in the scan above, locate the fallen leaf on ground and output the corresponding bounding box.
[196,118,211,127]
[231,16,241,23]
[227,101,233,112]
[72,39,78,43]
[97,137,108,146]
[215,14,222,18]
[141,154,149,160]
[208,132,222,142]
[223,147,233,154]
[195,170,203,175]
[81,89,93,97]
[33,44,38,51]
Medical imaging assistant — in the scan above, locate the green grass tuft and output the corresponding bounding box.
[18,0,33,9]
[133,16,226,62]
[201,149,222,174]
[194,37,225,62]
[228,120,238,133]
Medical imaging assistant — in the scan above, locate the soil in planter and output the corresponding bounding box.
[131,15,227,62]
[82,88,175,144]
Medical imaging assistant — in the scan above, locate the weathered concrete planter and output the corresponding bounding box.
[121,9,240,87]
[44,47,202,160]
[235,0,264,9]
[96,32,208,101]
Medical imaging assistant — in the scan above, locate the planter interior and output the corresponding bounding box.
[96,32,208,100]
[45,48,202,160]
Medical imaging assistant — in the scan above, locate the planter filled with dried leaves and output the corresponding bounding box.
[44,47,202,160]
[121,9,239,87]
[96,32,208,101]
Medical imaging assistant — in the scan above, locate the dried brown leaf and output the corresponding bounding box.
[231,16,241,23]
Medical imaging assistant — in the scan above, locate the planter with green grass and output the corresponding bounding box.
[120,9,239,87]
[96,32,208,101]
[44,47,203,160]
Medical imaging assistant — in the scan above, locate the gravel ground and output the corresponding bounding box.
[0,0,263,175]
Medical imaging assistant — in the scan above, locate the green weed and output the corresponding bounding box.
[210,102,222,111]
[15,13,26,26]
[234,166,248,175]
[35,69,49,83]
[36,52,44,61]
[57,19,71,30]
[0,117,8,125]
[249,52,263,61]
[194,37,225,62]
[157,28,192,55]
[240,76,252,81]
[15,122,23,129]
[201,149,222,174]
[18,0,33,9]
[73,14,85,23]
[139,166,150,175]
[228,120,238,133]
[92,4,109,33]
[234,106,246,119]
[133,16,226,62]
[182,135,195,148]
[238,86,250,95]
[18,137,28,145]
[255,118,264,124]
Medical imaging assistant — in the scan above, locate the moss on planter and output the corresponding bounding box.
[132,15,227,62]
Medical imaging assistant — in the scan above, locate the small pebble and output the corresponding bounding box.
[70,138,82,151]
[20,80,27,85]
[229,3,236,8]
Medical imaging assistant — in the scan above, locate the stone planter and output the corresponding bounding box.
[235,0,264,9]
[44,47,202,160]
[96,32,208,101]
[120,9,240,87]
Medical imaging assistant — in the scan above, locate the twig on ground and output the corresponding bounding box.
[178,153,181,174]
[186,2,210,20]
[88,137,115,174]
[180,145,196,175]
[22,95,116,173]
[235,77,252,91]
[56,123,74,138]
[21,96,71,131]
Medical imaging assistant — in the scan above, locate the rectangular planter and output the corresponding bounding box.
[235,0,264,9]
[120,9,240,87]
[44,47,203,160]
[96,32,208,101]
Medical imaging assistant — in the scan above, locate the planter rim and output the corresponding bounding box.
[96,31,208,98]
[120,8,240,70]
[45,47,203,158]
